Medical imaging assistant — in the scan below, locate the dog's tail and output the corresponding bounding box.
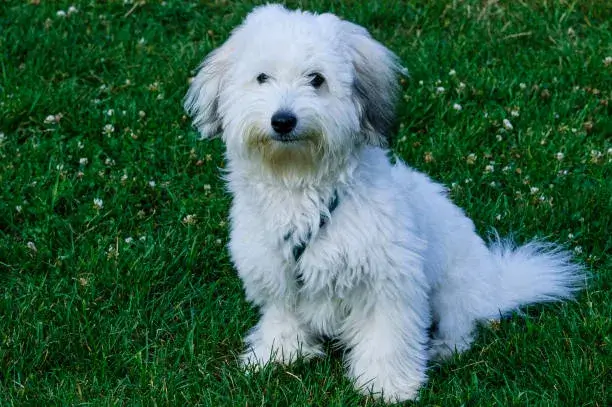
[488,237,585,313]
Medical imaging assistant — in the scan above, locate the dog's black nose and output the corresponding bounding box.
[271,111,297,134]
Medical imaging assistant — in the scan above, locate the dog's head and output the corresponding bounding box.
[185,4,404,178]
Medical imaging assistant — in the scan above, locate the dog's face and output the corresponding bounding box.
[185,4,403,177]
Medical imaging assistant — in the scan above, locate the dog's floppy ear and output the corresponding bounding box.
[340,21,406,146]
[184,44,232,139]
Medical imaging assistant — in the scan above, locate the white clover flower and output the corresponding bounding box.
[530,187,539,195]
[106,245,118,260]
[148,180,156,188]
[555,152,564,161]
[105,109,114,116]
[44,115,56,124]
[182,214,197,225]
[79,157,88,165]
[93,198,104,209]
[496,134,503,142]
[458,82,466,90]
[448,69,456,76]
[67,5,78,15]
[604,56,612,66]
[485,164,494,173]
[27,241,37,252]
[436,86,445,94]
[125,237,134,244]
[103,124,115,135]
[466,153,477,164]
[56,10,67,17]
[418,80,424,86]
[590,150,603,161]
[574,246,583,254]
[138,110,146,118]
[452,103,462,111]
[77,141,84,149]
[519,83,527,90]
[502,119,513,130]
[511,109,520,117]
[16,205,22,213]
[568,233,574,239]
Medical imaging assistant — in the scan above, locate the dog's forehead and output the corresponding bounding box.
[233,9,344,68]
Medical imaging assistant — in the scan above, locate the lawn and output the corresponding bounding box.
[0,0,610,405]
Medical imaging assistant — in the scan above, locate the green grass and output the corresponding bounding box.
[1,0,610,405]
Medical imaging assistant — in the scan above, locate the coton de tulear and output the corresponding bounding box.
[184,4,584,402]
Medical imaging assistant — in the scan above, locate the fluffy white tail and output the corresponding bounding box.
[429,237,585,361]
[490,239,586,313]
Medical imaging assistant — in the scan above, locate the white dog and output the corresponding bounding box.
[184,4,584,402]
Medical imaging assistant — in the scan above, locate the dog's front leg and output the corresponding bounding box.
[230,217,325,368]
[240,302,324,367]
[341,285,430,402]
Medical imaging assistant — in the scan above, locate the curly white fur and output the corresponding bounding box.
[184,4,584,402]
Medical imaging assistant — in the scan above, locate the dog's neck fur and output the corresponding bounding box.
[225,146,365,259]
[225,147,361,192]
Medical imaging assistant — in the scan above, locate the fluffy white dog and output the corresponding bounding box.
[184,4,584,402]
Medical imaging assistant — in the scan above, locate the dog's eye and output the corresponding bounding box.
[309,73,325,89]
[256,73,269,84]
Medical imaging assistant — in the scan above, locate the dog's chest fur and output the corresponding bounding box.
[232,176,407,265]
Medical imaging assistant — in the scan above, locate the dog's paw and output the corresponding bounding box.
[348,353,425,403]
[239,348,270,370]
[354,375,421,403]
[429,337,471,362]
[239,334,324,370]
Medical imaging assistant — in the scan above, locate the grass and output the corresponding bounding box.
[0,0,610,405]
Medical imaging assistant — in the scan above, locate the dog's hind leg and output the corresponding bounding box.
[428,239,500,361]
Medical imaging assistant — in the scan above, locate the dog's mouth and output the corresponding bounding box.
[270,132,305,143]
